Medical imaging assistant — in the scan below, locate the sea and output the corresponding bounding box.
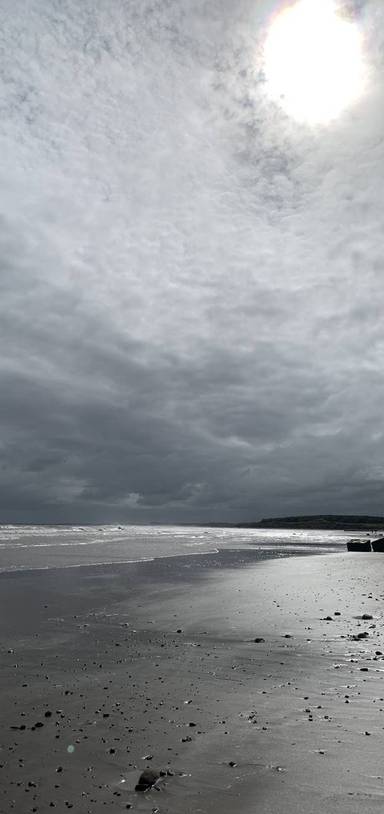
[0,524,368,573]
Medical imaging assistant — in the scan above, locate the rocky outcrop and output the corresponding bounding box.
[371,537,384,552]
[135,768,160,792]
[347,540,371,552]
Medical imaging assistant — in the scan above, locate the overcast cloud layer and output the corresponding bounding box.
[0,0,384,523]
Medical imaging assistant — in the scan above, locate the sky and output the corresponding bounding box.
[0,0,384,524]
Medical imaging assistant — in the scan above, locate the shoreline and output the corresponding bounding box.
[0,542,325,575]
[1,551,384,812]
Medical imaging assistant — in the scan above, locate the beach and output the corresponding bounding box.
[1,547,384,813]
[1,3,382,810]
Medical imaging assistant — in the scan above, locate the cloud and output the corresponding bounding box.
[0,0,383,522]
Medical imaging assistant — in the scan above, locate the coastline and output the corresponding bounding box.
[1,550,384,813]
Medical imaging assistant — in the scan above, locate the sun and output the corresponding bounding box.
[263,0,365,125]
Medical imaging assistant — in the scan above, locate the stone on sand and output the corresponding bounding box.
[347,540,371,552]
[135,768,160,791]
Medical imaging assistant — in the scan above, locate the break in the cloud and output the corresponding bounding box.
[0,0,384,523]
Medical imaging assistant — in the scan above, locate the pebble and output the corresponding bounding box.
[135,769,160,792]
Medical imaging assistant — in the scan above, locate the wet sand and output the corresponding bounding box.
[1,550,384,813]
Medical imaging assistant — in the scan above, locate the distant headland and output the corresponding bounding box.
[234,515,384,531]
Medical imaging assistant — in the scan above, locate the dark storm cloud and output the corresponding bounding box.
[0,0,384,522]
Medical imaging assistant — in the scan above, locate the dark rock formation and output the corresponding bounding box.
[135,769,160,792]
[346,540,371,552]
[371,537,384,552]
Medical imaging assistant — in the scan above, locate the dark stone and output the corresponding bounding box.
[361,614,373,620]
[254,637,265,643]
[135,769,160,792]
[347,540,371,552]
[372,538,384,552]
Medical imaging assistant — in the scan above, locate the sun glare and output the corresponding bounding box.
[264,0,365,125]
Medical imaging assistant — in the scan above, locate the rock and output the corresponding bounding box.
[254,637,265,643]
[372,538,384,552]
[361,614,373,620]
[135,768,160,792]
[347,540,371,552]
